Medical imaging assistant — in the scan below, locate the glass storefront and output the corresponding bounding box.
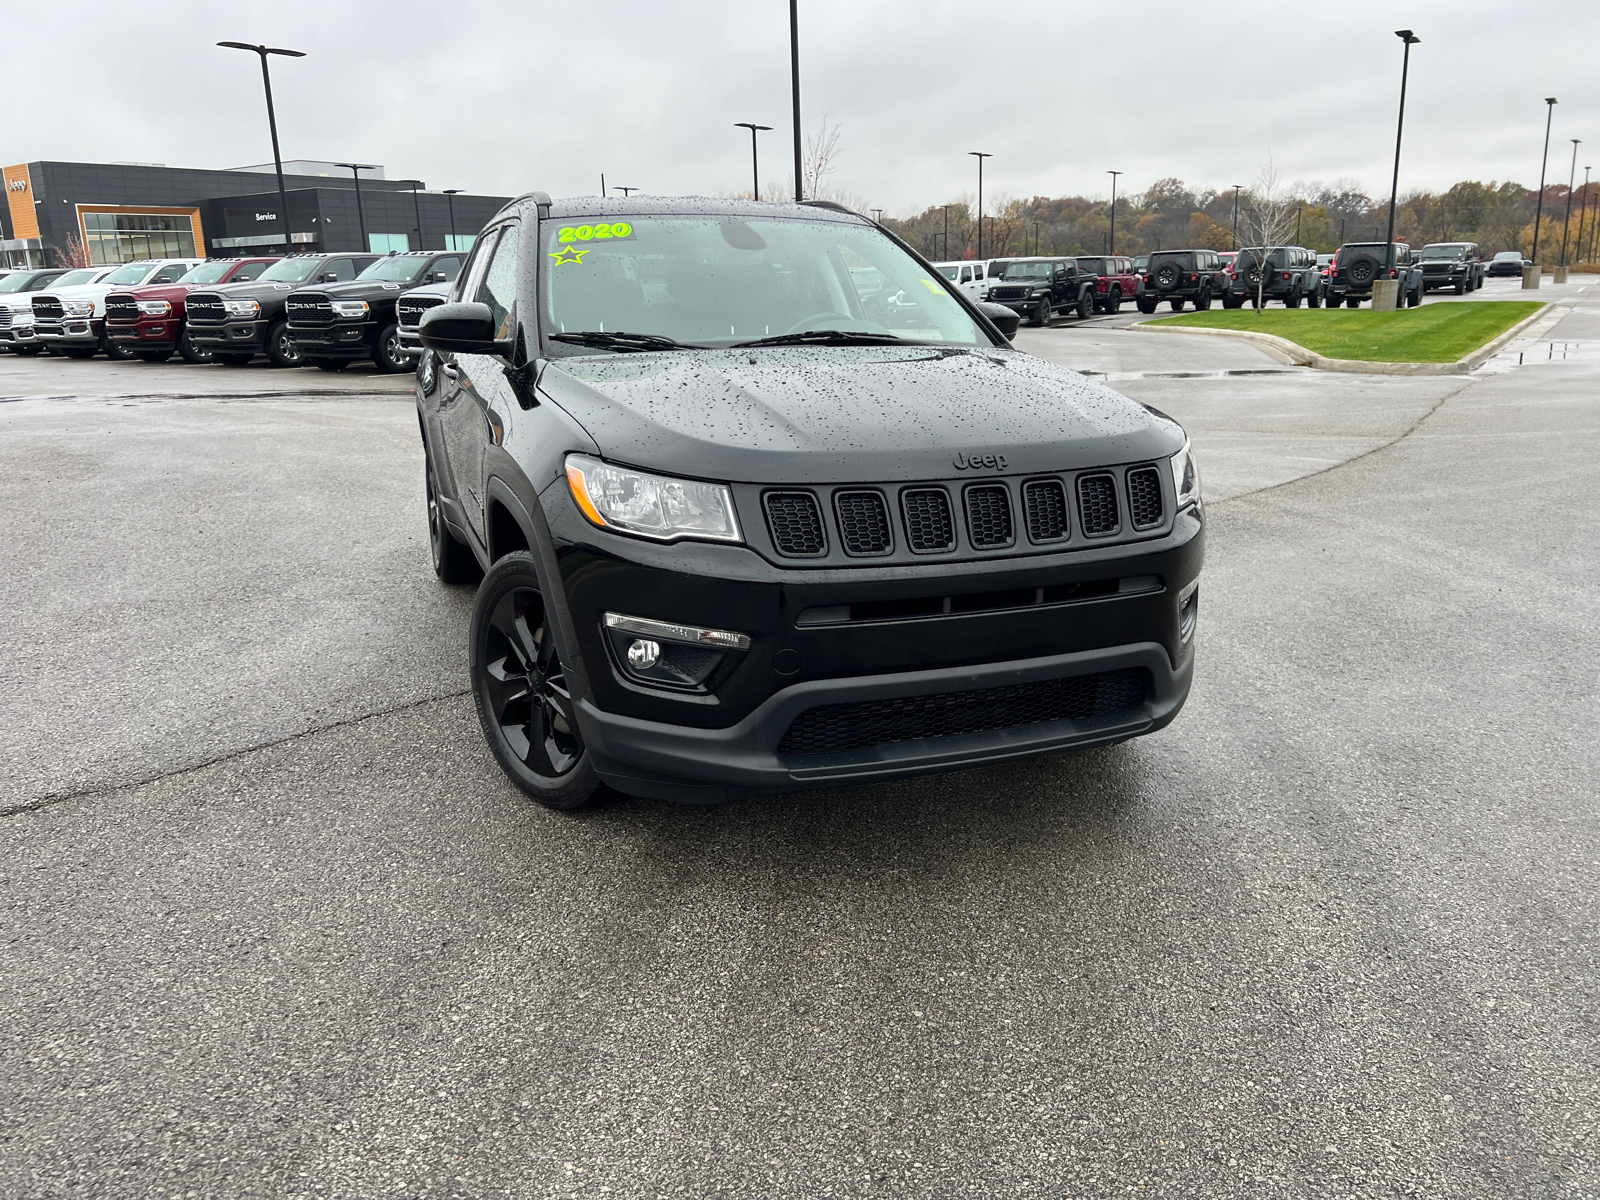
[83,212,198,264]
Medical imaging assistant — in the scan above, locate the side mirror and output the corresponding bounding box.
[978,301,1020,342]
[419,300,508,355]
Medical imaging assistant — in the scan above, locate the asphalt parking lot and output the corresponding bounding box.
[3,284,1597,1198]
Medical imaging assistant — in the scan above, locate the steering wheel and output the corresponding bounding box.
[782,312,878,335]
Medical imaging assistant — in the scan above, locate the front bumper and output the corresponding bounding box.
[545,488,1204,802]
[1420,268,1468,289]
[287,321,375,358]
[397,328,424,357]
[33,317,101,345]
[188,319,267,351]
[107,317,181,350]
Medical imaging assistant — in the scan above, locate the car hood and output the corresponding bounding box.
[538,345,1183,484]
[307,279,422,300]
[37,283,123,300]
[120,282,196,301]
[198,279,306,301]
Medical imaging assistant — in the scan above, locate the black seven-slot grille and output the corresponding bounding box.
[764,492,826,557]
[397,294,445,329]
[777,667,1150,757]
[104,293,138,321]
[755,464,1170,562]
[185,292,226,322]
[32,295,63,320]
[286,292,333,324]
[835,491,892,555]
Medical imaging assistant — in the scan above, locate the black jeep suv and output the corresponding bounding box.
[414,196,1203,810]
[1325,242,1424,308]
[1222,245,1324,308]
[984,257,1098,325]
[1136,250,1228,312]
[286,250,465,372]
[186,253,379,366]
[1417,242,1485,294]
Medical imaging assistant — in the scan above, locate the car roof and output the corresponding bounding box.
[514,195,874,226]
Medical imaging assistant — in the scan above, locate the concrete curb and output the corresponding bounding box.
[1131,302,1555,376]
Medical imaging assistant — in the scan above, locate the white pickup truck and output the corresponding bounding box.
[932,259,996,302]
[32,258,201,358]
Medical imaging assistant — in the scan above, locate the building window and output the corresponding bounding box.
[444,234,477,252]
[369,233,410,253]
[82,211,198,264]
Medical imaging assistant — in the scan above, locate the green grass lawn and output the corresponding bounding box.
[1145,301,1543,363]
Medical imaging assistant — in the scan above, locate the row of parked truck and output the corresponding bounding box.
[934,238,1500,323]
[0,250,460,371]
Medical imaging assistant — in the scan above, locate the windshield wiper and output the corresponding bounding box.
[549,331,694,352]
[732,329,911,348]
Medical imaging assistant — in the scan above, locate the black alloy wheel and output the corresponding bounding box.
[469,552,602,811]
[374,322,409,373]
[100,331,134,361]
[1075,287,1094,319]
[427,456,479,584]
[1032,296,1051,327]
[1105,287,1121,315]
[179,330,213,364]
[266,320,301,368]
[1345,256,1378,286]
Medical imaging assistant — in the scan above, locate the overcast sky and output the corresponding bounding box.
[5,0,1596,213]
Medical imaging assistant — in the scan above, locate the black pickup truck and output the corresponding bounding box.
[983,257,1097,325]
[285,250,465,372]
[186,253,379,366]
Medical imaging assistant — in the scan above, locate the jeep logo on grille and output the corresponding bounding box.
[953,452,1006,471]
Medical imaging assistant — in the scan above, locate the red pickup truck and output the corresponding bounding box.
[104,257,279,363]
[1073,256,1144,314]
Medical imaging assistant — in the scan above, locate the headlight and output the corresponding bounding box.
[1170,440,1201,510]
[64,300,96,316]
[331,300,369,319]
[137,299,172,316]
[223,299,260,318]
[565,453,741,544]
[11,309,34,327]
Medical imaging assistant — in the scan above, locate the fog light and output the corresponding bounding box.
[627,639,661,669]
[603,612,750,692]
[1178,578,1200,645]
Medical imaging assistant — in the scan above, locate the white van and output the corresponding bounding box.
[933,260,993,302]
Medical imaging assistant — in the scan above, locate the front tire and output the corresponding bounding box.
[265,320,301,368]
[1031,297,1051,327]
[470,552,603,811]
[1104,287,1121,315]
[100,332,134,361]
[374,322,409,372]
[179,330,214,364]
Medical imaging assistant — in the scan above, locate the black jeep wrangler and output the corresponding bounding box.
[1136,250,1228,312]
[984,257,1098,325]
[414,196,1203,810]
[1222,245,1324,308]
[186,253,380,366]
[1417,242,1484,294]
[286,250,465,372]
[1326,242,1424,308]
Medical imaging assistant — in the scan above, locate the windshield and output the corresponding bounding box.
[50,269,100,287]
[541,216,985,349]
[179,261,236,284]
[991,261,1057,279]
[104,262,154,285]
[936,265,960,280]
[358,257,426,282]
[1419,245,1467,260]
[257,258,322,283]
[1493,251,1522,262]
[0,273,45,293]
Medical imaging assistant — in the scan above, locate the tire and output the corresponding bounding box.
[1344,255,1379,286]
[1345,297,1361,308]
[1285,285,1302,309]
[1454,277,1466,295]
[1407,285,1422,308]
[1169,298,1185,312]
[311,358,348,372]
[427,454,479,585]
[1031,297,1050,327]
[1307,285,1323,309]
[1193,286,1212,311]
[12,345,42,356]
[374,322,409,372]
[1136,297,1157,315]
[61,346,96,359]
[470,552,603,811]
[216,353,253,366]
[1153,262,1183,292]
[265,320,301,368]
[100,331,134,361]
[1075,287,1094,319]
[179,330,214,364]
[1221,293,1242,309]
[1105,287,1121,315]
[135,350,173,363]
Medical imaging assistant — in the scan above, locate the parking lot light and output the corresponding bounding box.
[1384,30,1421,261]
[1107,171,1122,255]
[1560,139,1581,268]
[335,163,378,252]
[1532,98,1557,268]
[217,41,304,255]
[1231,185,1243,250]
[734,123,772,200]
[443,189,463,251]
[969,152,992,258]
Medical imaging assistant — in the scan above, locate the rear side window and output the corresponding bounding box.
[322,259,354,282]
[152,263,189,283]
[431,256,463,283]
[232,261,270,282]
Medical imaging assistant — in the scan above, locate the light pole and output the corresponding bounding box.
[442,188,462,251]
[217,41,304,254]
[734,122,772,200]
[1384,29,1420,259]
[1559,138,1581,268]
[335,163,378,251]
[942,205,950,260]
[789,0,803,202]
[401,180,424,249]
[1231,185,1243,249]
[1107,170,1122,255]
[1581,166,1594,263]
[1532,97,1557,266]
[969,152,992,259]
[1294,203,1303,245]
[1033,221,1041,255]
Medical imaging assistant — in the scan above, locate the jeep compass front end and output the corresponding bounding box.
[416,196,1203,809]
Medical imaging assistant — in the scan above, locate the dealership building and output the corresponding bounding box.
[1,159,510,268]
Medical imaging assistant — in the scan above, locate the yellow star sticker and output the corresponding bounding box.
[550,245,589,265]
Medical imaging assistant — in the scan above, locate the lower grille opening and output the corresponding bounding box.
[850,596,945,623]
[950,587,1035,613]
[1042,578,1119,604]
[777,667,1151,757]
[794,574,1150,627]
